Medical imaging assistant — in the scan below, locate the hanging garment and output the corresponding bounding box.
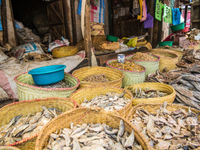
[155,0,163,21]
[144,13,154,28]
[132,0,140,17]
[141,0,147,22]
[172,8,181,25]
[163,4,172,24]
[137,0,143,20]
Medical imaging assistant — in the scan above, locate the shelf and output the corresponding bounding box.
[192,19,200,22]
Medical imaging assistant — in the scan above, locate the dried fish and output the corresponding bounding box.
[130,103,200,149]
[37,80,73,88]
[81,92,131,111]
[45,120,143,150]
[0,106,61,145]
[83,74,110,82]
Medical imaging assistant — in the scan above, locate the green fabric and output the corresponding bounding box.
[155,0,163,21]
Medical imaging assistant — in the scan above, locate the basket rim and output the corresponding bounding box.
[0,97,77,146]
[72,66,124,84]
[14,72,80,91]
[106,58,146,73]
[126,53,160,62]
[125,82,176,101]
[0,146,20,150]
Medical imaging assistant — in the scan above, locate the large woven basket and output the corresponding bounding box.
[150,49,179,72]
[126,54,160,77]
[14,72,80,101]
[35,108,150,150]
[126,82,176,105]
[126,103,200,150]
[72,66,123,88]
[70,87,133,117]
[0,98,77,148]
[106,59,145,87]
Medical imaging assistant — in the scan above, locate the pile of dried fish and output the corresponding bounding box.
[45,120,142,150]
[131,88,168,98]
[131,52,158,61]
[109,60,144,72]
[83,74,110,82]
[130,103,200,149]
[36,80,73,88]
[81,93,130,111]
[0,106,61,145]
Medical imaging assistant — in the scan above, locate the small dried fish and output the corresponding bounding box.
[37,80,72,88]
[0,106,61,145]
[45,120,143,150]
[130,103,200,149]
[81,92,131,111]
[83,74,110,82]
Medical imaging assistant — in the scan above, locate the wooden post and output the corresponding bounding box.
[71,0,77,44]
[148,0,154,45]
[84,0,92,66]
[1,0,8,44]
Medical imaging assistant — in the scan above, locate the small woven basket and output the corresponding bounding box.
[150,49,179,72]
[14,72,80,101]
[0,98,77,147]
[126,103,200,150]
[126,82,176,105]
[72,66,123,88]
[126,54,160,77]
[106,59,145,87]
[35,108,150,150]
[70,87,133,117]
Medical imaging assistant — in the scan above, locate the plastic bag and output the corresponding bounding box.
[48,37,70,52]
[163,4,172,24]
[155,0,163,21]
[172,8,181,25]
[127,37,138,47]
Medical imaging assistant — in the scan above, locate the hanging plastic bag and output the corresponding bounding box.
[163,4,172,24]
[172,8,181,25]
[144,13,154,28]
[141,0,147,22]
[155,0,163,21]
[137,0,143,20]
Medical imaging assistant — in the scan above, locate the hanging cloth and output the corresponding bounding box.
[137,0,143,20]
[163,4,172,24]
[172,8,181,25]
[140,0,147,22]
[132,0,140,17]
[155,0,163,21]
[144,13,154,28]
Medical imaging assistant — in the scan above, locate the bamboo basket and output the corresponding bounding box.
[72,66,123,88]
[126,54,160,77]
[126,82,176,105]
[70,87,133,117]
[0,146,20,150]
[35,108,150,150]
[52,46,78,58]
[150,49,179,72]
[0,98,77,148]
[14,72,80,101]
[106,59,145,87]
[126,103,200,150]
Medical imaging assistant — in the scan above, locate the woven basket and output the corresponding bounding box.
[72,66,123,88]
[126,82,176,105]
[150,49,179,72]
[126,54,160,77]
[126,103,200,150]
[106,59,145,87]
[35,108,150,150]
[52,46,78,58]
[0,146,20,150]
[70,87,133,117]
[0,98,18,109]
[14,72,80,101]
[0,98,77,147]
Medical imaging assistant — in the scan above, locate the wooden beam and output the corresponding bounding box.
[84,0,92,66]
[70,0,77,44]
[1,0,8,44]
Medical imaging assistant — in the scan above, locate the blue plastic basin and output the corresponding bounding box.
[28,65,66,85]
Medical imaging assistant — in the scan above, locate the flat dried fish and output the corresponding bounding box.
[81,92,131,111]
[45,120,143,150]
[37,80,73,88]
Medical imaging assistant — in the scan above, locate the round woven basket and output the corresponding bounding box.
[72,66,123,88]
[126,103,200,150]
[52,46,78,58]
[0,98,77,147]
[126,82,176,105]
[0,146,20,150]
[106,59,145,87]
[150,49,179,72]
[14,72,80,101]
[126,54,160,77]
[70,87,133,117]
[35,108,150,150]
